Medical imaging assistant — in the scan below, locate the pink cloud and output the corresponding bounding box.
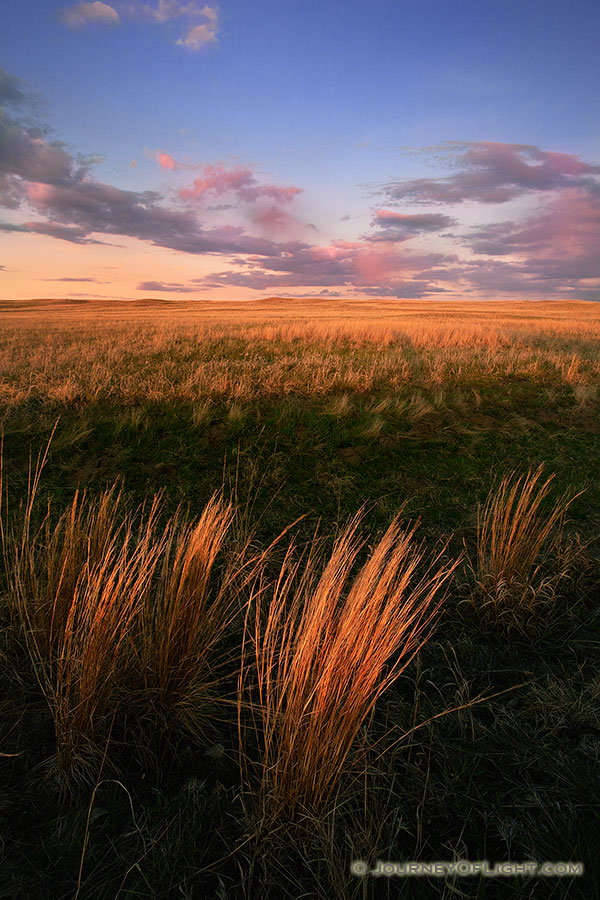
[250,204,296,232]
[178,163,302,205]
[179,163,255,200]
[61,2,219,49]
[4,66,598,301]
[177,162,303,236]
[368,209,457,241]
[157,151,176,170]
[470,188,600,269]
[377,142,600,206]
[61,2,120,28]
[177,20,218,49]
[192,238,455,297]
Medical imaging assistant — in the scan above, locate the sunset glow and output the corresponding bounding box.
[1,1,599,301]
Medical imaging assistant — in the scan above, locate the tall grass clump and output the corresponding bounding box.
[0,437,252,781]
[135,494,240,743]
[239,509,459,825]
[2,477,167,783]
[467,465,582,630]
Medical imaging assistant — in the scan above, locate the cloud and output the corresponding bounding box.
[0,104,93,187]
[69,2,221,49]
[191,239,455,297]
[376,142,600,206]
[0,220,28,232]
[153,154,304,217]
[61,2,120,28]
[177,20,218,50]
[179,163,302,237]
[137,279,198,292]
[0,174,26,209]
[177,162,304,237]
[123,1,217,23]
[19,169,289,255]
[178,163,253,198]
[3,69,599,301]
[22,220,105,244]
[157,151,176,170]
[178,163,302,205]
[367,209,457,242]
[42,276,108,282]
[0,69,28,105]
[467,187,600,289]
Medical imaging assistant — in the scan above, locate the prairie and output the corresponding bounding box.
[0,297,599,899]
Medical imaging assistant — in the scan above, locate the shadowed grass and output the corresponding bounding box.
[1,439,254,782]
[0,434,171,782]
[134,494,240,744]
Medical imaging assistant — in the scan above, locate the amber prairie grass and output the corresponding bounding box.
[135,494,240,744]
[467,466,583,630]
[1,299,600,410]
[3,477,165,782]
[0,440,249,782]
[239,509,460,825]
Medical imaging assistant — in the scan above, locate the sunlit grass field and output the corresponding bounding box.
[1,297,599,899]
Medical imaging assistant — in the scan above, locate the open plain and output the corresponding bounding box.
[1,297,599,899]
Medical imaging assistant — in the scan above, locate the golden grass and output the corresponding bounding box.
[0,440,251,781]
[239,509,460,823]
[1,299,599,410]
[135,494,238,742]
[467,465,583,629]
[4,482,166,781]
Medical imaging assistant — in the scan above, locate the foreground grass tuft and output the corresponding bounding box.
[467,465,583,631]
[1,443,250,782]
[239,509,460,825]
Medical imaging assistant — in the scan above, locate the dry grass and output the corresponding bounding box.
[239,509,460,824]
[467,465,583,630]
[135,494,239,742]
[3,463,166,782]
[0,439,254,781]
[1,299,599,411]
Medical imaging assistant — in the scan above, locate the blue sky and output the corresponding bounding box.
[1,0,599,299]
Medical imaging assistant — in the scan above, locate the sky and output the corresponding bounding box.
[1,0,600,301]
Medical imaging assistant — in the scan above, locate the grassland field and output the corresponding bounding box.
[0,297,599,899]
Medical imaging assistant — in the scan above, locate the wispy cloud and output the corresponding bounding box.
[466,187,600,295]
[376,142,600,206]
[367,209,457,242]
[2,69,599,300]
[41,276,108,282]
[178,162,302,205]
[177,6,218,49]
[192,240,454,297]
[23,220,106,244]
[137,279,198,292]
[61,1,219,49]
[123,1,216,24]
[61,2,120,29]
[0,220,28,232]
[0,69,28,104]
[176,161,304,237]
